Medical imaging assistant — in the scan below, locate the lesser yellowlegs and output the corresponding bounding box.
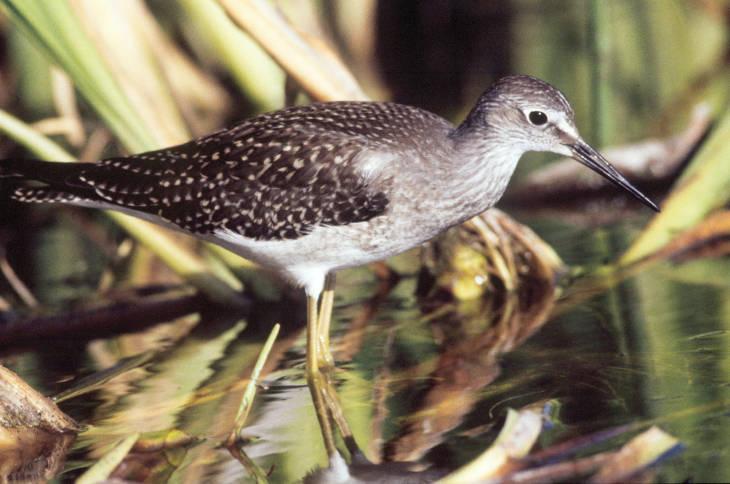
[1,74,658,458]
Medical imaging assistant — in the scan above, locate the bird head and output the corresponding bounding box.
[469,75,659,212]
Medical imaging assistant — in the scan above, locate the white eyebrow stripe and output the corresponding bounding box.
[555,118,579,139]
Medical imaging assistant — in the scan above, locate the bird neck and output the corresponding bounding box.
[444,122,524,219]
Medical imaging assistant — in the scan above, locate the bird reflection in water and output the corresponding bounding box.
[302,209,561,481]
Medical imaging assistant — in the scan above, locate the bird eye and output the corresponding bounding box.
[528,111,548,126]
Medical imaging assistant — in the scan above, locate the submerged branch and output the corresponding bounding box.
[0,287,212,350]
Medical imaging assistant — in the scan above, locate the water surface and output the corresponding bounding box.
[3,212,728,482]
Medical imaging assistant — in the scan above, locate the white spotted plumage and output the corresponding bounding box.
[2,75,654,298]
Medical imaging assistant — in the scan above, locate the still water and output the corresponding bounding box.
[3,211,729,482]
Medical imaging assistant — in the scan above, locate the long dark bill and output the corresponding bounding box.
[570,140,659,212]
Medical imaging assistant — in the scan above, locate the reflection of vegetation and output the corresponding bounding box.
[389,264,556,462]
[631,257,730,483]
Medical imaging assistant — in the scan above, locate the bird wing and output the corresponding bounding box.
[61,111,391,240]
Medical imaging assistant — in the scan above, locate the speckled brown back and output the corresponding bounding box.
[9,101,449,240]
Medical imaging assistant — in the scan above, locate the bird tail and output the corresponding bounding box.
[1,159,101,205]
[0,158,86,183]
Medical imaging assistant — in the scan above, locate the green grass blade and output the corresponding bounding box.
[218,0,367,102]
[226,323,279,483]
[621,106,730,264]
[1,0,158,151]
[178,0,284,112]
[76,433,140,484]
[233,323,280,434]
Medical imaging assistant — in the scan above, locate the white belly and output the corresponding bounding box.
[211,218,435,293]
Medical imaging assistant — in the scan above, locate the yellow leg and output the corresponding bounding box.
[317,273,336,369]
[319,370,359,455]
[306,294,336,457]
[314,274,358,453]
